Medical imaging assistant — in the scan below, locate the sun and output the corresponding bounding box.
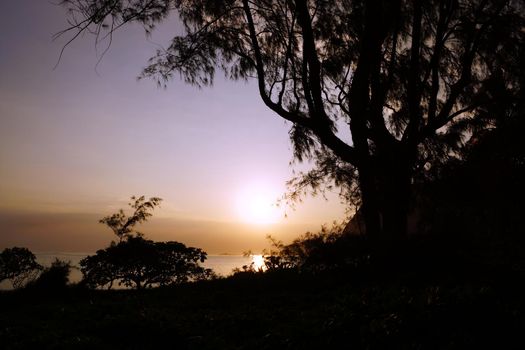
[235,183,283,225]
[251,254,266,271]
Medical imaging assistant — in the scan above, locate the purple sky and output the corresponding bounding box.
[0,0,346,253]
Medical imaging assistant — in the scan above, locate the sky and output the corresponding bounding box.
[0,0,347,254]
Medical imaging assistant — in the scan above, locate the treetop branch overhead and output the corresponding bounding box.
[58,0,524,239]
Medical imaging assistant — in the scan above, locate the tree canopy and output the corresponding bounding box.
[80,195,214,289]
[28,259,73,290]
[99,195,162,242]
[80,236,213,289]
[0,247,42,289]
[58,0,524,238]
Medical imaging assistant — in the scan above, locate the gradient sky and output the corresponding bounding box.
[0,0,347,254]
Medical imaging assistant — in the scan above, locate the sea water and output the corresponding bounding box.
[0,252,252,290]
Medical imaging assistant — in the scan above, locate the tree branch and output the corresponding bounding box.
[402,0,423,143]
[242,0,309,125]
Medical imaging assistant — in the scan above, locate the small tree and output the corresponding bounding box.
[80,236,214,289]
[100,195,162,242]
[81,195,215,289]
[29,259,73,290]
[78,248,118,289]
[262,223,356,272]
[0,247,42,289]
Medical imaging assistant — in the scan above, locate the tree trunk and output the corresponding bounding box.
[379,162,411,239]
[357,164,382,238]
[357,150,413,241]
[135,280,142,289]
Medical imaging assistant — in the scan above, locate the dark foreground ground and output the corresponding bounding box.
[2,267,525,350]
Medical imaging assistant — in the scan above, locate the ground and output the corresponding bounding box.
[1,269,525,349]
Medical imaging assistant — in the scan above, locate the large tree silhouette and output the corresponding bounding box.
[58,0,524,239]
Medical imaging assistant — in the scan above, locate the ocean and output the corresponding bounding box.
[0,252,252,290]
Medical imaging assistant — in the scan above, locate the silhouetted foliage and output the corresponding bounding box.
[0,247,42,289]
[3,267,525,349]
[80,196,215,289]
[58,0,524,240]
[407,105,525,267]
[262,104,525,275]
[80,236,214,289]
[28,259,72,290]
[99,195,162,242]
[258,223,373,273]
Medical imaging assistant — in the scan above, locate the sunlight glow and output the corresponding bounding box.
[235,183,283,225]
[251,254,266,271]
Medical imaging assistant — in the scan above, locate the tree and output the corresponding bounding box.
[29,259,73,290]
[418,103,525,239]
[80,195,214,289]
[260,223,371,272]
[57,0,524,240]
[100,195,162,242]
[0,247,42,289]
[78,247,118,288]
[80,236,214,289]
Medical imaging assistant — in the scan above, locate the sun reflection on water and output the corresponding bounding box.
[251,254,266,271]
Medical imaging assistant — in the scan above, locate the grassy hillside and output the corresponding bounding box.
[2,269,525,349]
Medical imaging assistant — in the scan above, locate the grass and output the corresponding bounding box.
[2,268,525,349]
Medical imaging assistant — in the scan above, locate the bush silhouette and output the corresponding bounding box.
[80,236,215,289]
[28,259,72,290]
[79,195,216,289]
[0,247,42,289]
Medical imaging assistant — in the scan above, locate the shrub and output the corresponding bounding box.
[29,259,73,290]
[80,236,215,289]
[0,247,42,289]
